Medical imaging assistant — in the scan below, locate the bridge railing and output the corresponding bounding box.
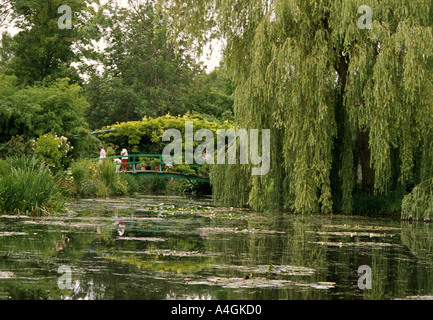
[90,154,206,177]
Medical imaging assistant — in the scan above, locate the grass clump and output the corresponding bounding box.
[70,159,131,197]
[0,156,64,215]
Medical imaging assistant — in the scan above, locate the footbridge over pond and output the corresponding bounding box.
[91,154,210,183]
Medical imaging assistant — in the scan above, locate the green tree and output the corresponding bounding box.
[84,1,201,128]
[0,0,11,28]
[185,68,235,121]
[3,0,94,85]
[0,76,89,143]
[0,33,14,72]
[158,0,433,214]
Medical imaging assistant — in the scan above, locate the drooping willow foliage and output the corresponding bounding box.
[401,178,433,220]
[158,0,433,214]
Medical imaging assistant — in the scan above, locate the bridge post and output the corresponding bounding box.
[132,155,136,174]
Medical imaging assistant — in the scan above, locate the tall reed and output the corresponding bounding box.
[0,156,64,215]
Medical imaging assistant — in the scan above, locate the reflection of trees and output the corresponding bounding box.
[90,215,214,276]
[5,206,433,300]
[201,214,330,299]
[401,222,433,259]
[398,222,433,297]
[355,222,433,300]
[361,249,388,300]
[0,223,97,299]
[95,212,334,299]
[279,216,329,299]
[283,216,328,269]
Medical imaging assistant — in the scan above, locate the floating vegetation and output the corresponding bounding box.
[310,241,397,247]
[310,282,336,290]
[186,277,293,288]
[0,271,16,279]
[401,295,433,300]
[310,231,394,238]
[130,202,215,217]
[0,215,30,219]
[211,264,315,276]
[0,232,28,237]
[23,220,97,228]
[199,227,285,235]
[120,249,220,258]
[268,265,315,276]
[72,197,213,215]
[165,292,214,300]
[185,277,335,290]
[322,224,401,231]
[204,212,255,220]
[116,237,166,242]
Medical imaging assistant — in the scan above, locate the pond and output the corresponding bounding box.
[0,195,433,300]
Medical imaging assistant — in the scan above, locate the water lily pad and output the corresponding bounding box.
[119,249,220,257]
[117,237,166,242]
[310,241,397,247]
[309,282,336,289]
[186,276,293,288]
[23,220,97,228]
[322,224,401,231]
[200,227,285,235]
[0,232,28,236]
[0,215,30,219]
[0,271,15,279]
[401,295,433,300]
[312,231,392,238]
[186,276,335,290]
[211,264,315,276]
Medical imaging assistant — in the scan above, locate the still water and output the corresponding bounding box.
[0,195,432,300]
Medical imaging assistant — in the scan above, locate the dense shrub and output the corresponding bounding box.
[0,135,34,159]
[111,177,129,196]
[122,174,140,194]
[99,159,117,187]
[33,134,73,172]
[71,159,135,197]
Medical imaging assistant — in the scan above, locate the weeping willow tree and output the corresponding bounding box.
[158,0,433,214]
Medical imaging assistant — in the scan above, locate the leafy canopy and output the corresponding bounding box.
[99,113,232,155]
[0,76,89,143]
[85,1,202,128]
[3,0,95,85]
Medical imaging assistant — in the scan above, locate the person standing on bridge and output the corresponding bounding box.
[121,147,128,173]
[99,145,107,163]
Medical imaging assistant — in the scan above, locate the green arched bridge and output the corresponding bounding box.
[91,154,210,183]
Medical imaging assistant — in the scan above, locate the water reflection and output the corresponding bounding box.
[0,196,433,300]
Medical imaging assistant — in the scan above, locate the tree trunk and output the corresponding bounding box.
[357,130,373,193]
[335,51,373,195]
